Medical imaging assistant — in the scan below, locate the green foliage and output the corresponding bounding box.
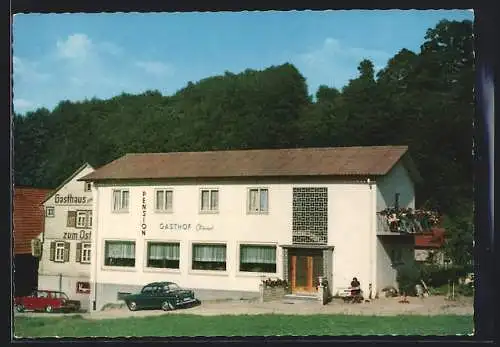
[419,264,472,287]
[456,283,474,297]
[396,263,421,296]
[441,212,474,266]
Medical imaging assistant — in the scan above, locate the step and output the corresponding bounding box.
[283,294,318,303]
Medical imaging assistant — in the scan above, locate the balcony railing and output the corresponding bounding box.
[377,207,439,235]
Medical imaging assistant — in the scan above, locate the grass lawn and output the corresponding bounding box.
[14,314,473,337]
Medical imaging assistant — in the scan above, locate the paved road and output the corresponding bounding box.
[13,296,473,320]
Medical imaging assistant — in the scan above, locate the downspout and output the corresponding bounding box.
[92,184,99,311]
[368,178,375,300]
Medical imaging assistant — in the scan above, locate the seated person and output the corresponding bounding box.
[350,277,361,297]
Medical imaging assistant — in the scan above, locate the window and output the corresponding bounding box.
[77,242,91,263]
[112,189,129,212]
[239,245,276,273]
[76,211,87,228]
[248,188,269,213]
[141,286,155,294]
[84,182,92,192]
[200,189,219,212]
[192,244,226,271]
[390,248,403,266]
[146,242,180,269]
[104,241,135,267]
[45,206,55,217]
[71,210,92,228]
[50,241,70,263]
[155,189,173,212]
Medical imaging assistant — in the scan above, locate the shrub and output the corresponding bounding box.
[417,263,473,288]
[396,263,421,296]
[457,283,474,297]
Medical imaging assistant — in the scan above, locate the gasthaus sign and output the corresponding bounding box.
[54,194,91,205]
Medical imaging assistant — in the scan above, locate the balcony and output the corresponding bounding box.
[376,207,439,236]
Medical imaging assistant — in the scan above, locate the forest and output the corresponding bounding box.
[13,19,473,265]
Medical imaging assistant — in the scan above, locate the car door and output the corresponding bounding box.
[151,285,167,308]
[138,285,155,308]
[22,291,37,310]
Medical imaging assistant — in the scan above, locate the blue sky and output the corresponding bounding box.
[12,10,473,114]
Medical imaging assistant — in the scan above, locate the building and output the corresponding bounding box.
[38,163,95,311]
[414,228,448,265]
[80,146,422,311]
[13,187,52,297]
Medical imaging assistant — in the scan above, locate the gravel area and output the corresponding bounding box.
[14,295,473,320]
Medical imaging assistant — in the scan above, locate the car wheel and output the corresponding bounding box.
[45,305,53,313]
[15,304,25,313]
[127,301,137,311]
[161,301,175,311]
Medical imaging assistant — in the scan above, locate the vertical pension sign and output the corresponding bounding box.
[141,191,147,236]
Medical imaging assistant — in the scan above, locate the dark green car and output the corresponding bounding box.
[123,282,201,311]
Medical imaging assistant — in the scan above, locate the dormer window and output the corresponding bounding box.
[84,182,92,192]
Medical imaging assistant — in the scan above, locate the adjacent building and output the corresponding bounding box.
[13,187,51,297]
[80,145,422,311]
[414,227,448,265]
[38,163,95,311]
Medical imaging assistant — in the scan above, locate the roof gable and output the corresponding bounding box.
[43,162,94,203]
[80,146,419,182]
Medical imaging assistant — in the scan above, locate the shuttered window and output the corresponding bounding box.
[76,242,91,263]
[50,241,70,263]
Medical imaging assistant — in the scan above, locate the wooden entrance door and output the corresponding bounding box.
[289,251,323,293]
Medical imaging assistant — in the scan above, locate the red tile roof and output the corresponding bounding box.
[13,187,52,254]
[80,145,420,182]
[415,228,446,249]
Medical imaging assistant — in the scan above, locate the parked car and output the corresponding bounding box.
[123,282,201,311]
[14,290,81,313]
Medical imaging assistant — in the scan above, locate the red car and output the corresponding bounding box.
[14,290,81,313]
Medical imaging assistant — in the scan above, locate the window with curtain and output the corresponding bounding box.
[200,189,219,212]
[239,245,276,273]
[248,188,268,213]
[192,244,226,271]
[104,241,135,267]
[147,242,180,269]
[155,189,173,212]
[112,189,129,212]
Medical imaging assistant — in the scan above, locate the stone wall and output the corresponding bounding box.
[259,284,288,303]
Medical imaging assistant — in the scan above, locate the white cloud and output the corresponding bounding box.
[292,37,392,92]
[56,33,93,60]
[300,37,390,68]
[13,33,176,114]
[13,98,36,112]
[12,56,51,81]
[135,60,174,76]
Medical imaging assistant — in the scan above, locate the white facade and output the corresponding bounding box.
[87,160,416,310]
[38,163,94,311]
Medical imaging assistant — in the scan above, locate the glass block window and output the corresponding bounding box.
[292,187,328,244]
